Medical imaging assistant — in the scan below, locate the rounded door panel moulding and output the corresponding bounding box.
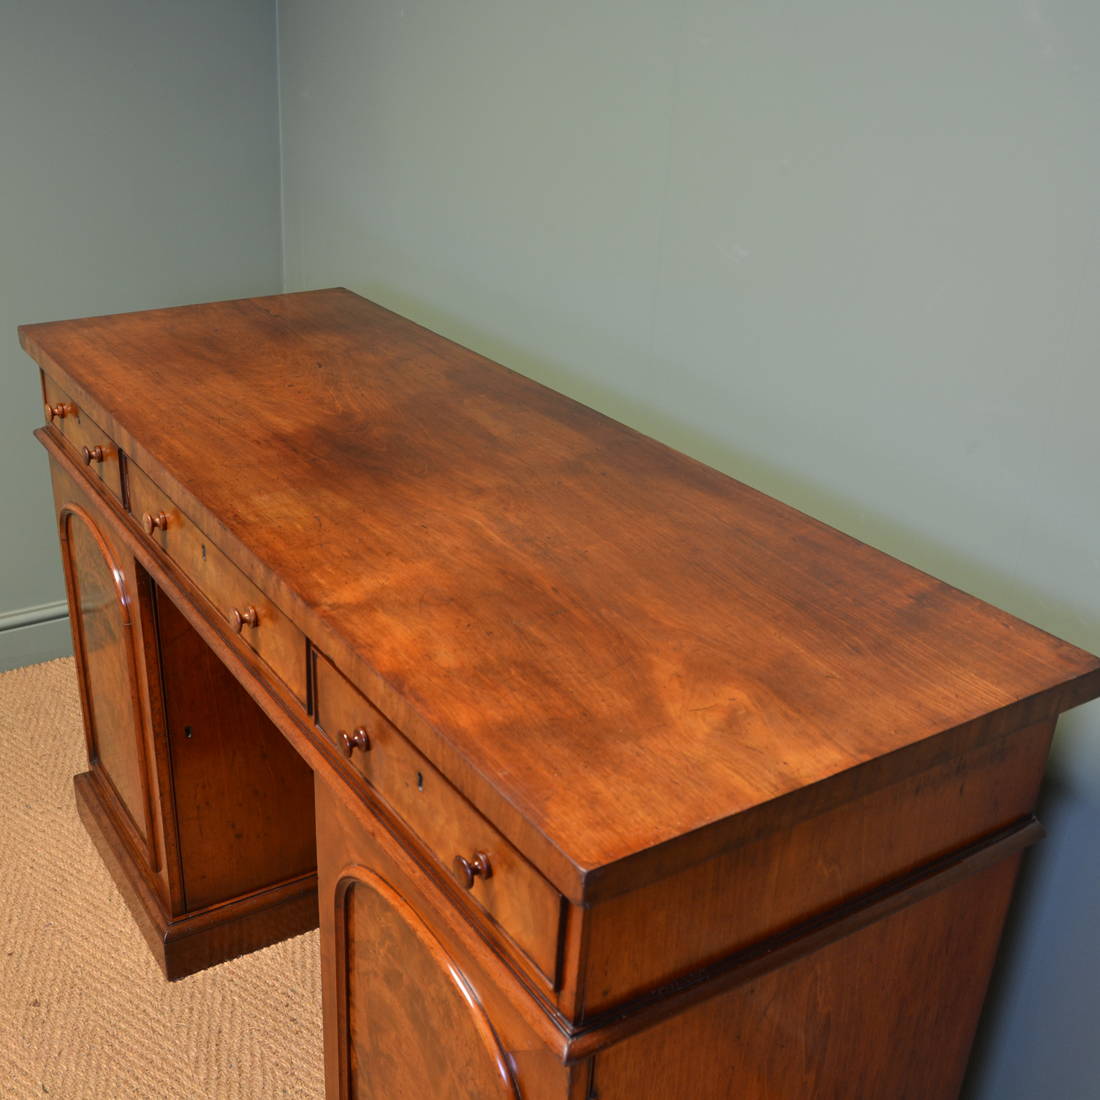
[335,866,520,1100]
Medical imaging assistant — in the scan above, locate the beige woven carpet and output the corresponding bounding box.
[0,658,324,1099]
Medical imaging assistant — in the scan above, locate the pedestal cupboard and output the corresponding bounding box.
[22,290,1100,1099]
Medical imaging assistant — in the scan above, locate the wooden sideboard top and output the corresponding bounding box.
[21,289,1100,902]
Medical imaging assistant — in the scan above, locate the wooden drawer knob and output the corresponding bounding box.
[231,605,259,633]
[453,851,493,890]
[45,402,75,422]
[142,511,169,535]
[339,726,371,758]
[81,445,105,466]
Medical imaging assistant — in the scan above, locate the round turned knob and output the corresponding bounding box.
[231,605,259,633]
[452,851,493,891]
[339,726,371,758]
[142,511,169,535]
[81,444,105,466]
[45,402,74,422]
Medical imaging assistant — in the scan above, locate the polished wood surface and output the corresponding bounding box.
[342,869,520,1100]
[48,442,319,980]
[128,459,309,703]
[75,769,319,982]
[156,590,316,911]
[560,816,1042,1062]
[25,289,1100,1097]
[66,510,149,837]
[53,462,157,871]
[579,715,1055,1015]
[314,648,564,986]
[43,374,122,502]
[22,289,1100,903]
[592,857,1022,1099]
[316,772,584,1100]
[316,751,1039,1095]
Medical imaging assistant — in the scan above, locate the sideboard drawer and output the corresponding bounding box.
[313,650,563,986]
[42,375,123,504]
[127,461,307,704]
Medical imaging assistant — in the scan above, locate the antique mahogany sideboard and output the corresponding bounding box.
[22,289,1100,1099]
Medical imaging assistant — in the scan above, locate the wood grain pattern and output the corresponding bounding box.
[130,554,187,914]
[21,290,1100,903]
[64,509,151,840]
[52,468,157,873]
[156,588,317,911]
[580,716,1054,1015]
[562,816,1041,1063]
[316,773,584,1100]
[315,734,1037,1091]
[314,649,563,986]
[75,769,318,981]
[128,459,308,703]
[340,869,520,1100]
[42,373,123,502]
[28,288,1096,1099]
[47,435,322,977]
[591,857,1022,1099]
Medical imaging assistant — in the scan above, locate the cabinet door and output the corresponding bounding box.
[57,494,157,871]
[318,776,582,1100]
[332,866,520,1100]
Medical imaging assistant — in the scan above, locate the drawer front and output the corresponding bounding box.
[43,374,123,503]
[313,651,562,986]
[127,461,307,703]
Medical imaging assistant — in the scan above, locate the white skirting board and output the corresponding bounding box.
[0,602,73,673]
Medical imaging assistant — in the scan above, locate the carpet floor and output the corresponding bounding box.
[0,658,324,1099]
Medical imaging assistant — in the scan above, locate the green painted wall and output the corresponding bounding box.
[276,5,1100,1094]
[0,0,282,668]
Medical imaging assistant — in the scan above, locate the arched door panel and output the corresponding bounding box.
[336,867,520,1100]
[60,502,156,870]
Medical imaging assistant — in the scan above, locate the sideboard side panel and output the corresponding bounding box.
[592,854,1021,1100]
[583,716,1053,1015]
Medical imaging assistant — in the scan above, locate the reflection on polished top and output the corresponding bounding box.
[20,288,1100,901]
